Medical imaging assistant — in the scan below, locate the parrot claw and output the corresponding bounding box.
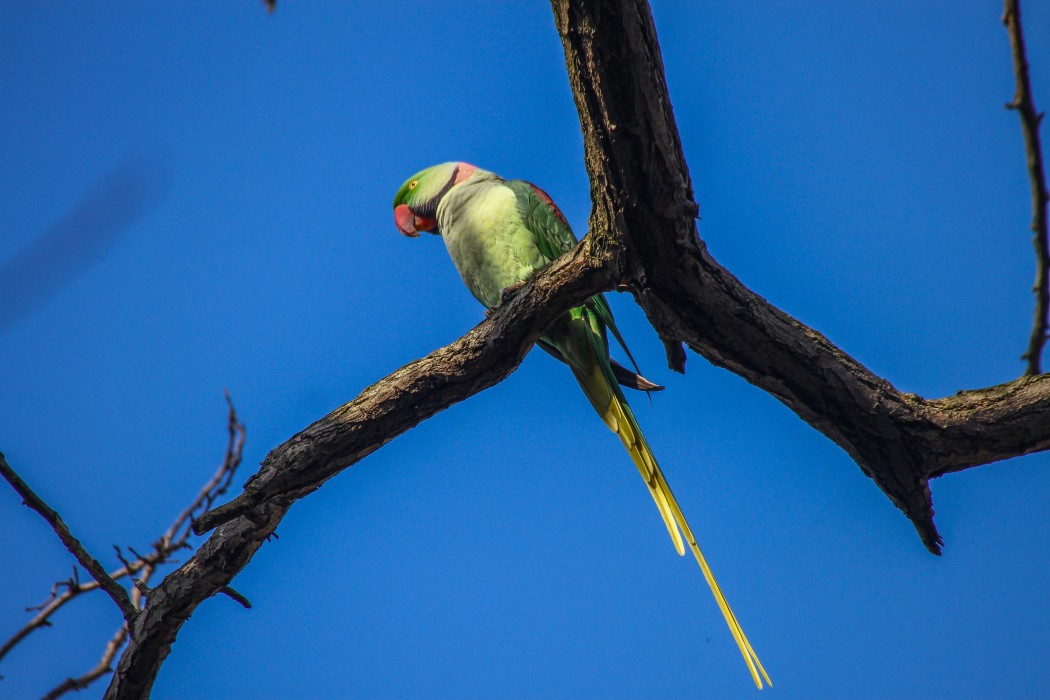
[499,281,525,306]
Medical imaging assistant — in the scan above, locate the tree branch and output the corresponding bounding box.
[0,557,160,664]
[105,243,612,700]
[1003,0,1049,375]
[1,394,246,697]
[40,560,160,700]
[548,0,1050,553]
[191,245,610,534]
[218,586,252,609]
[0,453,138,622]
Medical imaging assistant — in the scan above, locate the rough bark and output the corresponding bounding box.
[98,1,1050,697]
[549,0,1050,553]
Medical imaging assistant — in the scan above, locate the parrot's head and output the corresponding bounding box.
[393,162,477,237]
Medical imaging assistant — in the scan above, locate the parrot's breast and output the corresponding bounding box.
[437,180,547,308]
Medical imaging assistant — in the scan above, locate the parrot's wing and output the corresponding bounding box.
[511,179,647,378]
[510,180,578,260]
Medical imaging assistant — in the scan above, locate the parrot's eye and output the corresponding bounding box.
[409,180,418,190]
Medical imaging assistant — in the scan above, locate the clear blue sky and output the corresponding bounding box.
[2,2,1048,698]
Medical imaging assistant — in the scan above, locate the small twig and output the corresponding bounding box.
[2,590,72,661]
[0,453,137,623]
[41,561,159,700]
[218,586,252,609]
[126,546,148,564]
[26,568,78,612]
[0,553,167,663]
[1003,0,1050,375]
[177,391,245,544]
[112,547,134,575]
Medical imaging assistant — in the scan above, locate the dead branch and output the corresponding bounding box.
[0,453,137,622]
[1003,0,1050,375]
[191,249,609,533]
[548,0,1050,553]
[1,395,246,698]
[104,244,610,700]
[40,561,157,700]
[161,390,245,548]
[218,586,252,609]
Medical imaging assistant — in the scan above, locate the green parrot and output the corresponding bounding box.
[393,162,769,689]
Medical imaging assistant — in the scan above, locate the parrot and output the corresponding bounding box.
[393,162,770,689]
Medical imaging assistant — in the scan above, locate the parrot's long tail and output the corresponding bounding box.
[563,307,770,688]
[603,394,771,690]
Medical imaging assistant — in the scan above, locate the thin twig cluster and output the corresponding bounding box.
[0,392,246,699]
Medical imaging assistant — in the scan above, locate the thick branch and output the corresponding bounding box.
[1003,0,1050,375]
[106,242,612,700]
[0,453,137,622]
[192,245,610,534]
[550,0,1050,554]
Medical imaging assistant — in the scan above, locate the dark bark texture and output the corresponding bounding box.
[549,0,1050,554]
[98,1,1049,697]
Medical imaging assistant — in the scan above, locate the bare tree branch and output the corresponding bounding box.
[0,557,161,663]
[40,558,161,700]
[547,0,1050,553]
[0,453,137,622]
[191,249,609,534]
[218,586,252,609]
[1,394,246,698]
[1003,0,1050,375]
[164,390,245,545]
[104,246,611,700]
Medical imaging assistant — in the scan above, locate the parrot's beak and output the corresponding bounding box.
[394,204,438,237]
[394,204,419,237]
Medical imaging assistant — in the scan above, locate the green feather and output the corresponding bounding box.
[508,179,644,377]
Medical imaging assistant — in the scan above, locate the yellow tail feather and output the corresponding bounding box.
[604,396,772,690]
[604,405,685,555]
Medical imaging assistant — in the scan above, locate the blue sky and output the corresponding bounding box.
[2,2,1048,698]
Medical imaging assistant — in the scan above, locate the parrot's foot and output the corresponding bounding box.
[499,281,525,306]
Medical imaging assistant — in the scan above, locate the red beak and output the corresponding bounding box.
[394,204,419,237]
[394,204,438,237]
